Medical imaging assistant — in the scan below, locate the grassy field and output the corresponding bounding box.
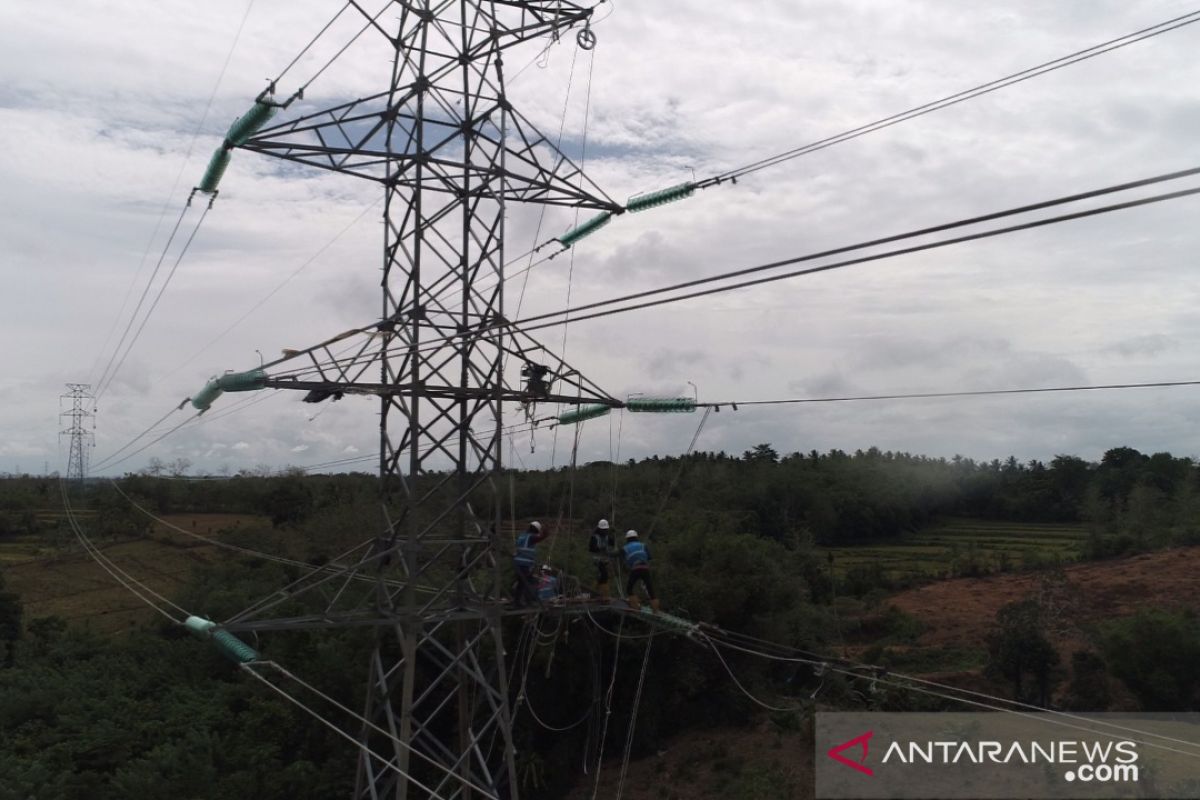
[0,512,270,632]
[823,517,1088,584]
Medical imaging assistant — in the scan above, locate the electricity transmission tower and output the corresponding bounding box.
[60,383,95,489]
[229,4,620,797]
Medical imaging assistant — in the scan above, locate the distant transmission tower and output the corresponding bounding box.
[222,4,621,798]
[60,383,95,488]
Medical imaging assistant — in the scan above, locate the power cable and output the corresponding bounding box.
[165,197,383,382]
[703,379,1200,408]
[94,204,193,400]
[242,663,463,799]
[511,182,1200,334]
[698,10,1200,187]
[91,405,182,473]
[294,0,395,97]
[518,618,595,733]
[644,407,711,540]
[705,638,807,714]
[509,168,1200,332]
[699,629,1200,755]
[589,615,624,800]
[90,0,257,389]
[59,481,189,624]
[458,8,1200,287]
[512,30,581,321]
[94,412,204,475]
[97,204,213,401]
[273,2,352,86]
[826,663,1200,761]
[196,389,280,426]
[109,479,336,572]
[613,635,653,800]
[281,165,1200,373]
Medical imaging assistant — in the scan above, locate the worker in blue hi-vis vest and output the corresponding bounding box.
[535,564,561,602]
[588,518,616,598]
[622,530,660,612]
[512,520,548,607]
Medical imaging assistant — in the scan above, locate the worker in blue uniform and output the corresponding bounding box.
[622,530,660,612]
[512,521,548,607]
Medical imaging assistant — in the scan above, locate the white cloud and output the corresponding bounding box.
[6,1,1200,475]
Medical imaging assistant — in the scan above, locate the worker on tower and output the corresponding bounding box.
[622,530,659,612]
[521,362,552,400]
[512,520,548,607]
[589,518,617,598]
[536,564,562,603]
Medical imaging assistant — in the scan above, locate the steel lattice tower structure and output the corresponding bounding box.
[60,383,94,489]
[229,3,621,797]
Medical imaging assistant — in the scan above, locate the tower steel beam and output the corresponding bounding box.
[237,3,614,797]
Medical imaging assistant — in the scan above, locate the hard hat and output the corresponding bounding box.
[597,519,609,530]
[625,530,638,539]
[529,521,542,531]
[541,563,552,572]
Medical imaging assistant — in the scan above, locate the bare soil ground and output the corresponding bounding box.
[888,545,1200,649]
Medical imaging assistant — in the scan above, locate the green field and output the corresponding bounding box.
[822,517,1088,583]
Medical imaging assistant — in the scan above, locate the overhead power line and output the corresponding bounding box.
[704,379,1200,409]
[97,205,213,401]
[267,163,1200,375]
[488,9,1200,276]
[698,9,1200,187]
[163,198,382,382]
[510,177,1200,334]
[91,0,257,396]
[92,412,203,475]
[93,205,193,400]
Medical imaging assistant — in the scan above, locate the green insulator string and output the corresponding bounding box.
[624,182,695,213]
[194,98,280,197]
[557,404,613,425]
[625,397,696,413]
[557,211,614,247]
[185,616,259,664]
[225,100,278,147]
[189,368,268,412]
[197,149,232,194]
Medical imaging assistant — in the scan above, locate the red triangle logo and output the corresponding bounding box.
[827,730,874,776]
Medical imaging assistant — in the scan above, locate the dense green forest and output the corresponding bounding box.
[2,444,1199,798]
[9,442,1199,550]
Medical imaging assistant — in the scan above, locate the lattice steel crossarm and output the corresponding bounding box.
[257,318,621,408]
[230,3,617,798]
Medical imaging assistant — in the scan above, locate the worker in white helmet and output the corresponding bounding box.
[622,529,659,612]
[512,520,548,607]
[588,518,616,598]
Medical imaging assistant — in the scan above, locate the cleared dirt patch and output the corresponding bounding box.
[888,546,1200,649]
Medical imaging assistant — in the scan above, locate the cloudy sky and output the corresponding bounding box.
[5,0,1200,477]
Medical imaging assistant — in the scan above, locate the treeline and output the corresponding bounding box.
[7,443,1199,565]
[3,443,1200,797]
[8,442,1197,553]
[505,443,1200,555]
